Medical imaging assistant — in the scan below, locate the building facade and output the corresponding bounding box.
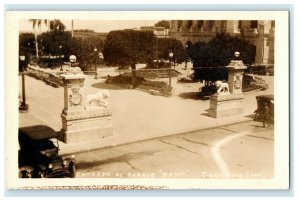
[140,26,170,38]
[169,20,275,64]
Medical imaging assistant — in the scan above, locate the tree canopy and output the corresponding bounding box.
[29,19,66,32]
[103,30,157,68]
[19,33,36,56]
[28,19,66,58]
[156,38,186,64]
[36,31,104,70]
[154,20,170,29]
[189,33,255,84]
[19,30,104,70]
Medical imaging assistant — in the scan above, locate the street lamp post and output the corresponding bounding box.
[185,44,189,69]
[173,58,176,69]
[27,42,31,61]
[19,55,28,112]
[168,52,174,88]
[94,48,98,79]
[59,45,63,71]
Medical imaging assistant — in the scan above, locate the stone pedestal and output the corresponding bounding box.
[60,73,113,144]
[208,58,247,118]
[61,109,113,143]
[208,94,244,118]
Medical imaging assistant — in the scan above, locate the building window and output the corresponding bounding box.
[197,20,204,29]
[238,20,242,29]
[187,20,193,29]
[271,20,275,28]
[208,20,215,31]
[178,20,182,31]
[250,20,258,29]
[221,20,227,31]
[170,21,175,29]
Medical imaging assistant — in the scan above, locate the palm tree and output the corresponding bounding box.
[29,19,66,58]
[29,19,47,58]
[49,20,66,32]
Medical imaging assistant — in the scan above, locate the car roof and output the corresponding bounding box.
[19,125,58,141]
[256,94,274,100]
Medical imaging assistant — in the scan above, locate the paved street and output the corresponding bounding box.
[74,120,274,179]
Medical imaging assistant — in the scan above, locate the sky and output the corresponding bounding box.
[20,19,160,33]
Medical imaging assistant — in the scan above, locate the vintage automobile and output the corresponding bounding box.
[253,95,274,122]
[18,125,76,178]
[246,64,274,76]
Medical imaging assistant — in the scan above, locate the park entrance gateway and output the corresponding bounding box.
[60,67,113,144]
[208,53,247,118]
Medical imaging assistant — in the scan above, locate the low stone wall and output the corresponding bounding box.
[26,66,64,88]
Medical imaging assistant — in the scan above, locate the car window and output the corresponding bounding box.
[34,140,56,151]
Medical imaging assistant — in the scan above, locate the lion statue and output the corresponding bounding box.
[215,80,230,95]
[85,90,110,110]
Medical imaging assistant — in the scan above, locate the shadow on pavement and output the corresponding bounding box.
[200,109,212,118]
[200,113,211,118]
[91,82,127,90]
[245,114,255,120]
[178,92,208,100]
[77,150,159,170]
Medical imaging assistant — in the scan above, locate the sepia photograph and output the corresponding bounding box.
[5,11,289,190]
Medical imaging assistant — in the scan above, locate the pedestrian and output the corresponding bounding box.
[262,102,270,127]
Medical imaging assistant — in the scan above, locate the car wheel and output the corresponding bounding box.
[69,162,76,178]
[32,168,44,178]
[20,170,31,178]
[37,170,45,178]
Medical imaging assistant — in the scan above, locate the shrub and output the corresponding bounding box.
[108,73,172,95]
[110,74,145,86]
[140,80,172,95]
[200,85,218,97]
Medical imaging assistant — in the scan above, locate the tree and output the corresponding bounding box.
[19,33,35,54]
[155,38,186,65]
[49,20,66,32]
[189,33,256,85]
[28,19,65,58]
[28,19,46,58]
[38,31,73,57]
[73,36,104,71]
[19,33,35,66]
[154,20,170,29]
[103,30,156,87]
[37,31,104,70]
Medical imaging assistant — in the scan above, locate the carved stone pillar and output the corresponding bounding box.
[227,60,247,94]
[60,71,113,144]
[61,74,86,115]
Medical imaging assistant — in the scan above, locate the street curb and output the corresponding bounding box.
[60,117,253,157]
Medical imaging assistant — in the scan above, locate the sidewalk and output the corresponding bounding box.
[19,74,272,156]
